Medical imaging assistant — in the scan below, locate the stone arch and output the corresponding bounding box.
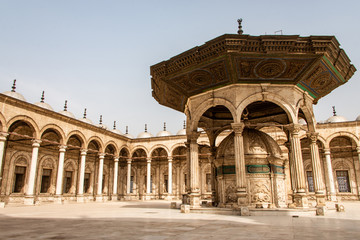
[236,92,296,124]
[130,145,149,158]
[298,105,316,132]
[104,140,119,156]
[40,124,66,144]
[36,156,57,194]
[66,130,86,148]
[7,116,40,139]
[325,132,359,149]
[0,111,6,132]
[87,136,104,153]
[190,98,237,132]
[170,143,186,154]
[149,144,170,157]
[7,151,31,194]
[63,159,78,194]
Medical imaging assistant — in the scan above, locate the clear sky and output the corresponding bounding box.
[1,0,359,136]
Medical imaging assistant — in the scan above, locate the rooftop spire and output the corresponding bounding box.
[183,120,186,129]
[113,121,117,130]
[99,115,103,124]
[126,126,129,134]
[11,79,16,92]
[163,122,166,131]
[237,18,243,35]
[332,106,337,116]
[40,91,45,103]
[63,100,68,111]
[83,108,87,118]
[145,124,148,132]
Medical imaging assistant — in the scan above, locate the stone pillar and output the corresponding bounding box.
[96,153,105,202]
[208,147,217,205]
[112,157,119,201]
[168,156,173,195]
[308,132,326,206]
[324,148,337,201]
[76,149,87,203]
[188,131,200,208]
[287,124,308,208]
[231,122,248,206]
[126,158,132,194]
[24,140,42,205]
[0,133,8,181]
[285,141,297,194]
[54,145,67,204]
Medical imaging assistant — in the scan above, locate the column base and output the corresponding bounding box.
[237,192,248,206]
[76,195,85,203]
[54,195,63,204]
[24,196,35,205]
[189,192,201,208]
[95,195,103,202]
[111,194,118,201]
[328,193,337,202]
[293,193,309,208]
[315,194,326,207]
[144,194,152,201]
[164,195,173,201]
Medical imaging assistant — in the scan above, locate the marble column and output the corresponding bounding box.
[208,147,217,205]
[0,133,8,180]
[145,157,151,200]
[285,141,297,194]
[54,145,67,204]
[126,158,132,194]
[112,157,119,201]
[324,148,337,201]
[231,122,247,206]
[287,124,308,207]
[308,132,325,206]
[188,131,200,208]
[24,140,42,205]
[168,156,173,195]
[77,149,87,203]
[96,153,105,202]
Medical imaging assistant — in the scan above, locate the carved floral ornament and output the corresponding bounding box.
[231,123,245,135]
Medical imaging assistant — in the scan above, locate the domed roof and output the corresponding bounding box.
[78,108,93,124]
[177,121,186,135]
[96,115,108,129]
[217,128,282,159]
[34,91,53,110]
[356,115,360,121]
[58,100,75,118]
[137,124,153,138]
[156,123,171,137]
[2,80,26,102]
[326,106,347,123]
[123,126,134,138]
[111,121,123,135]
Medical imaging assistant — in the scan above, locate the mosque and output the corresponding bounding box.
[0,22,358,213]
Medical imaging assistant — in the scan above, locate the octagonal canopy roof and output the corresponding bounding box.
[151,34,356,112]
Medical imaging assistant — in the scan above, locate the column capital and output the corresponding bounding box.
[167,156,173,162]
[285,123,302,135]
[127,158,132,164]
[59,145,67,152]
[324,148,331,155]
[31,139,42,147]
[80,149,88,155]
[188,131,200,143]
[356,146,360,154]
[231,122,245,135]
[114,157,119,162]
[307,132,319,144]
[98,153,105,159]
[146,157,151,163]
[0,132,8,141]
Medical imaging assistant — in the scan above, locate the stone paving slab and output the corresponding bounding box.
[0,201,359,239]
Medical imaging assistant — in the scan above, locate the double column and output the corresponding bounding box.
[24,140,42,205]
[308,132,326,206]
[231,123,247,206]
[287,124,308,207]
[187,131,201,208]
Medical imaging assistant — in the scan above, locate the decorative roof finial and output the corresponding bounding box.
[99,115,103,124]
[332,106,337,116]
[126,126,129,134]
[237,18,243,35]
[113,121,117,130]
[83,108,87,118]
[11,79,16,92]
[163,122,166,131]
[183,120,186,129]
[63,100,68,111]
[40,91,45,103]
[145,124,148,132]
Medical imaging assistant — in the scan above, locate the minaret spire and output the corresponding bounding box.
[163,122,166,131]
[99,115,103,124]
[63,100,68,111]
[237,18,243,35]
[113,121,117,130]
[40,91,45,103]
[83,108,87,118]
[332,106,337,116]
[145,124,148,132]
[11,79,16,92]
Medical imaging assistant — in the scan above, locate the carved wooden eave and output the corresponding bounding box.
[150,34,356,112]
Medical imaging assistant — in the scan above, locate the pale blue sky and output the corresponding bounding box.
[1,0,359,136]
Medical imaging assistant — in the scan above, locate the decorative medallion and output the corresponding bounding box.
[189,70,212,86]
[255,59,286,79]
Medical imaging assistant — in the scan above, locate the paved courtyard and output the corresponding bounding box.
[0,200,359,239]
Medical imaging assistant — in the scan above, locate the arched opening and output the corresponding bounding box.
[151,148,168,197]
[131,148,147,196]
[242,101,290,125]
[103,144,116,196]
[172,146,187,196]
[118,148,130,197]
